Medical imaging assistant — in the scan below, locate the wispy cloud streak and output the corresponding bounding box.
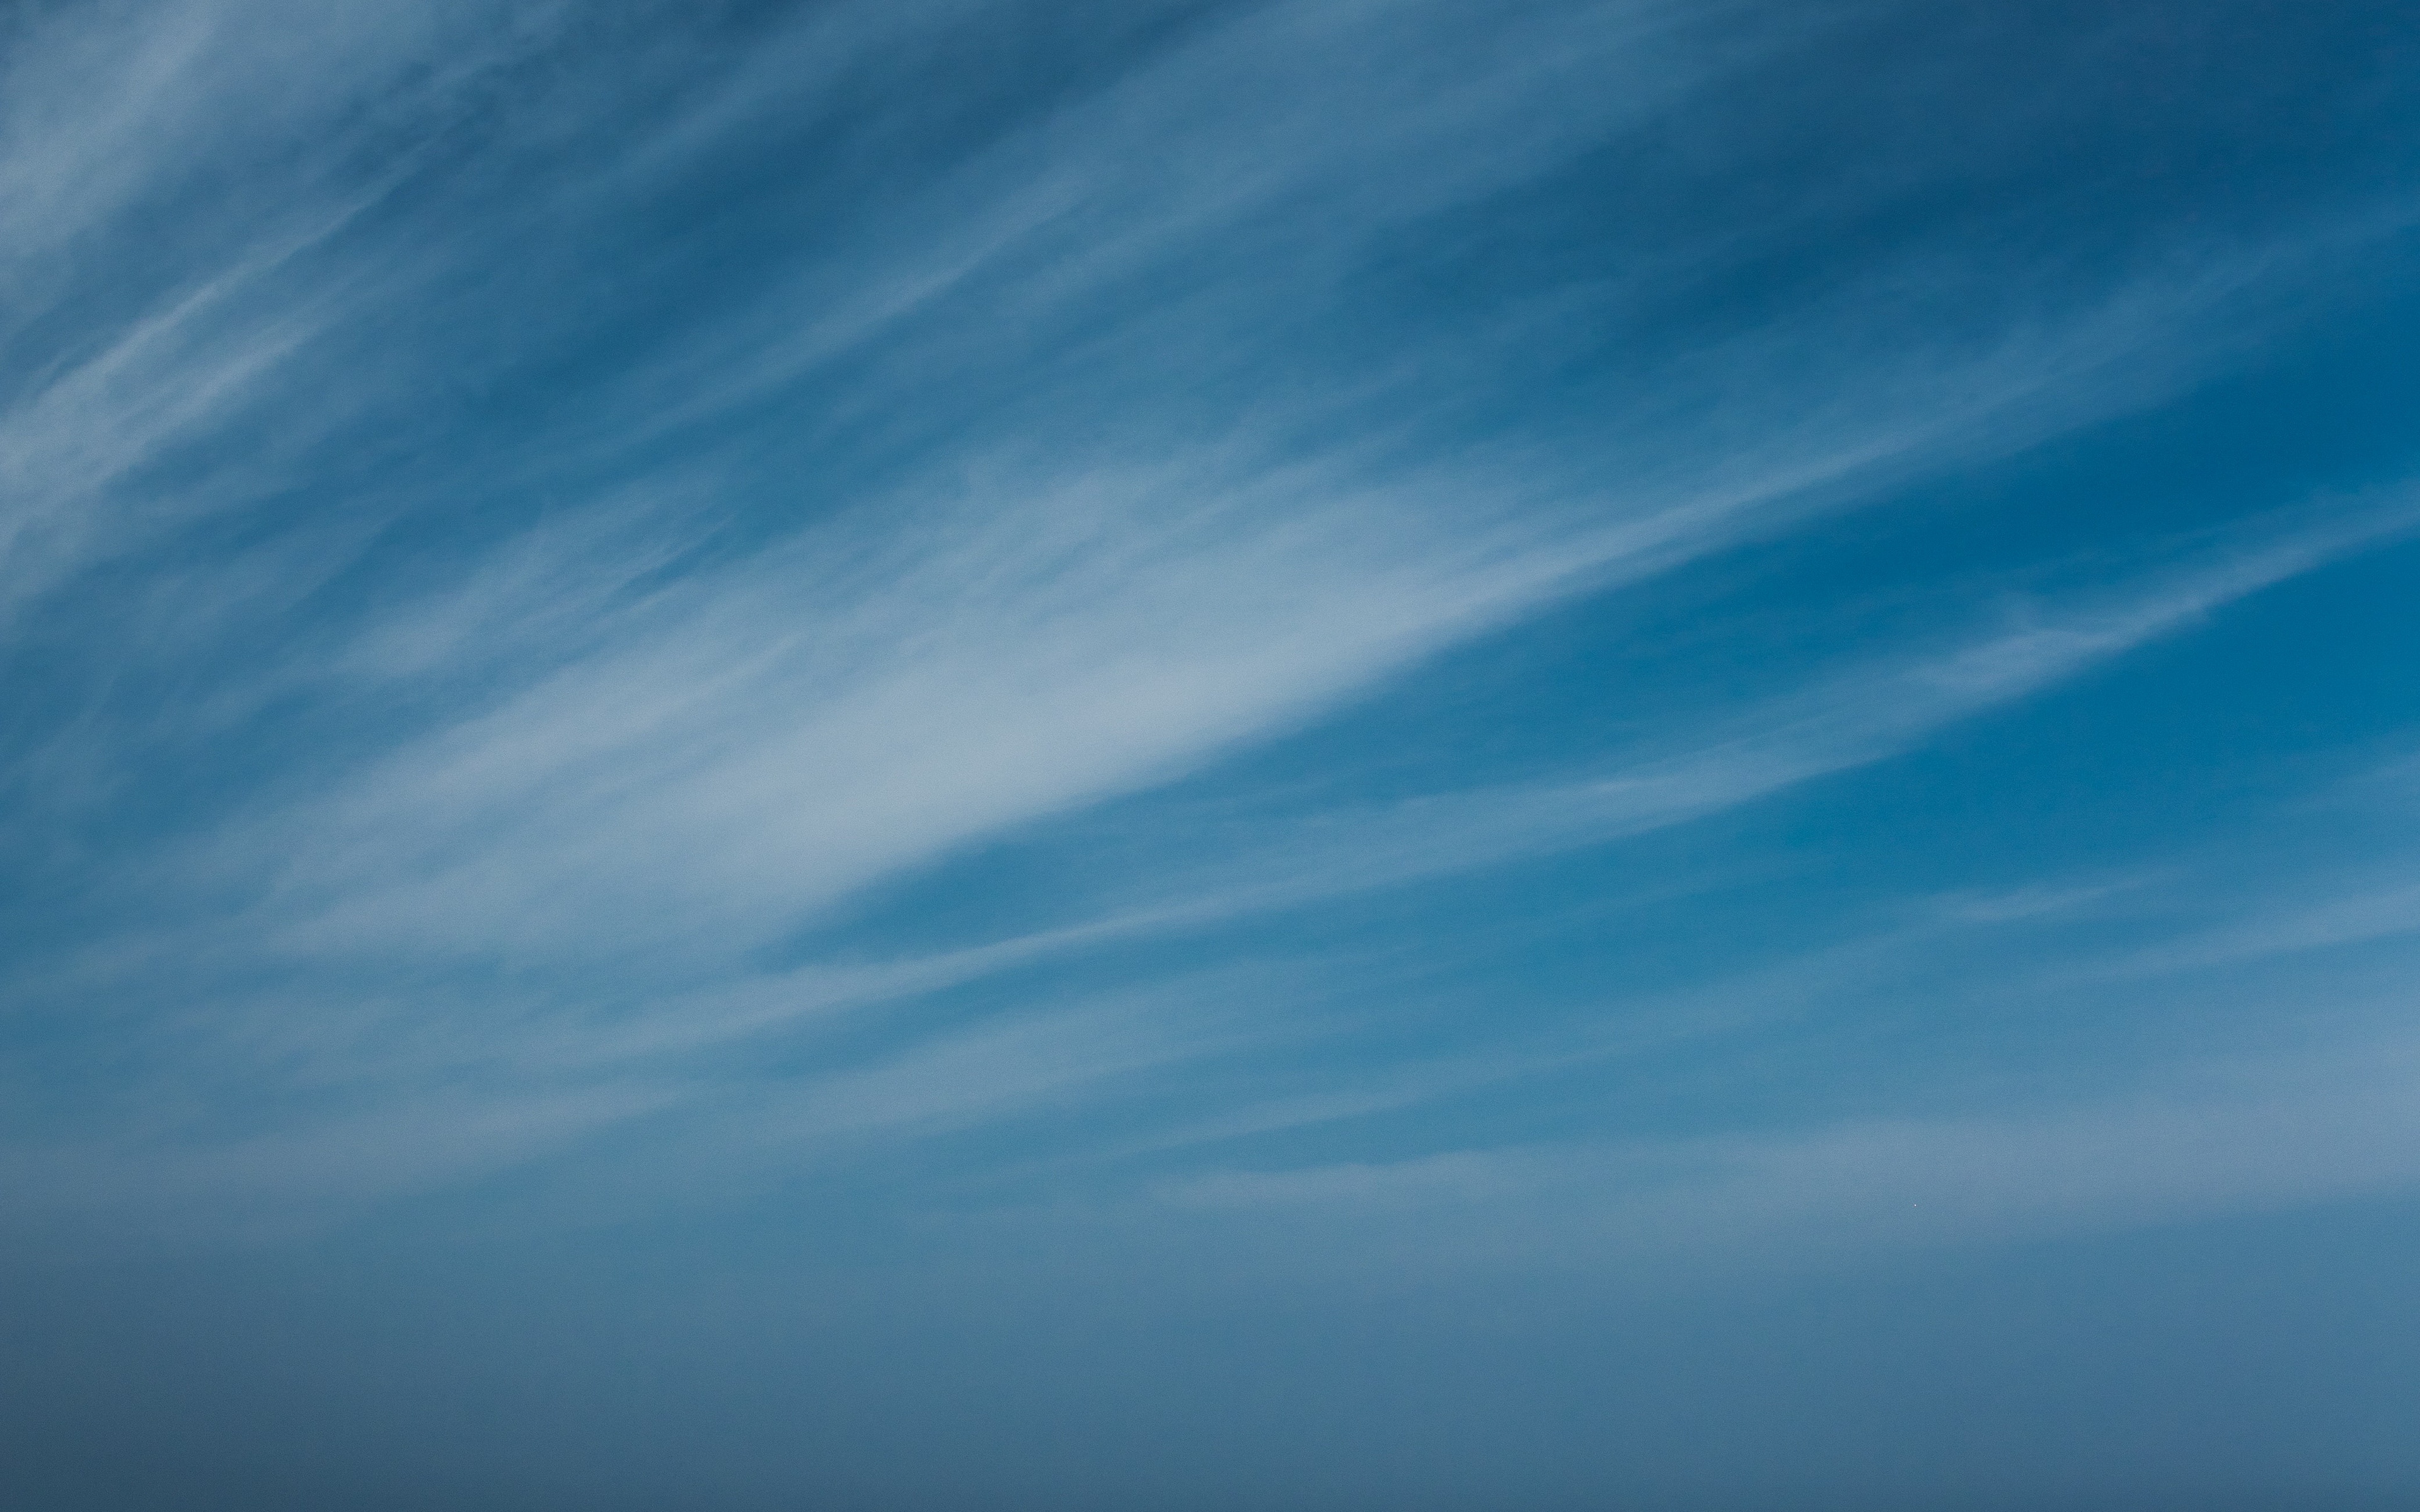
[5,0,2417,1255]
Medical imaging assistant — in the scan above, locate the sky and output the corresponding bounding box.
[3,1,2419,1508]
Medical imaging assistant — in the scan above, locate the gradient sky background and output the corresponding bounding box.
[5,2,2420,1508]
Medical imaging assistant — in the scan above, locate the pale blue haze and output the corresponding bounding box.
[3,2,2419,1508]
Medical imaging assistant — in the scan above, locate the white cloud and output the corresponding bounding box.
[1148,1032,2420,1273]
[8,0,2417,1251]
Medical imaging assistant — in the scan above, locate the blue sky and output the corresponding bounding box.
[4,2,2420,1508]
